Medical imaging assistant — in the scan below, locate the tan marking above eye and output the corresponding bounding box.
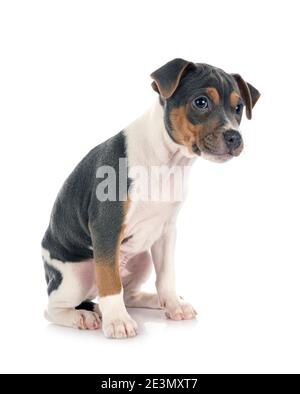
[230,91,241,108]
[206,87,220,105]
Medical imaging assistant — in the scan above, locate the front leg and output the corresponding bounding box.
[151,225,197,320]
[90,217,137,339]
[95,257,137,338]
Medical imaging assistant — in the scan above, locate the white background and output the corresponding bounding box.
[0,0,299,374]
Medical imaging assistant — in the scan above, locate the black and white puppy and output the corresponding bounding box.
[42,59,260,338]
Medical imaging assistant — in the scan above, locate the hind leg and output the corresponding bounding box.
[122,251,161,309]
[43,248,101,330]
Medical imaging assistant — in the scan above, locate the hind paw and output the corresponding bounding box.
[74,310,101,330]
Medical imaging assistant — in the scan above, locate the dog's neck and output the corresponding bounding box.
[125,98,196,168]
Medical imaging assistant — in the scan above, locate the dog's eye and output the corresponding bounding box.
[235,104,243,115]
[194,96,209,109]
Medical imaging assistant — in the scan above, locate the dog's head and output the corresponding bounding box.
[151,58,260,162]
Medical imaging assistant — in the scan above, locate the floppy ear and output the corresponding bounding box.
[232,74,260,120]
[151,58,195,99]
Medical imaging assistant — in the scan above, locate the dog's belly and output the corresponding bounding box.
[120,201,180,258]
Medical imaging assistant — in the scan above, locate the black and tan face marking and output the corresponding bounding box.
[151,59,260,162]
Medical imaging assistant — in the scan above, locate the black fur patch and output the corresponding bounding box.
[44,261,63,295]
[42,131,130,263]
[75,301,96,312]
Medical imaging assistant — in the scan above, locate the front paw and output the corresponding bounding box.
[102,313,138,339]
[164,298,197,321]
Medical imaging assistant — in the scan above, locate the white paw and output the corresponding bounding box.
[74,310,101,330]
[102,314,138,339]
[164,298,197,321]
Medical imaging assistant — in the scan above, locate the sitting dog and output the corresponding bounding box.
[42,58,260,338]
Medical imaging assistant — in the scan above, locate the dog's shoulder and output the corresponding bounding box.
[58,130,127,199]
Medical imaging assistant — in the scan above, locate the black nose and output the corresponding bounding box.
[223,130,242,150]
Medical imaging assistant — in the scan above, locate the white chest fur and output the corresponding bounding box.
[121,99,195,259]
[121,200,181,257]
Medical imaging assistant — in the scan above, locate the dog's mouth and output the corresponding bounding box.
[192,134,243,162]
[192,144,242,163]
[192,143,234,156]
[192,144,235,163]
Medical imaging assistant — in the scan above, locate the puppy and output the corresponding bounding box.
[42,58,260,338]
